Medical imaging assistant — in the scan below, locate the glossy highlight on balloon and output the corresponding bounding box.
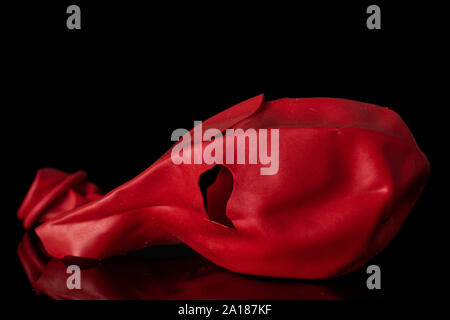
[17,94,430,279]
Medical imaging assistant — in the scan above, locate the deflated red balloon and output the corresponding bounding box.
[17,95,429,279]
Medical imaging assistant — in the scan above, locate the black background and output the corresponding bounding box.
[3,0,445,315]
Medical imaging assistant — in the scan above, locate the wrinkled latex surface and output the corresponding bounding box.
[17,95,429,278]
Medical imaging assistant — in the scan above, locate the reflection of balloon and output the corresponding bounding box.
[17,232,51,293]
[18,232,370,300]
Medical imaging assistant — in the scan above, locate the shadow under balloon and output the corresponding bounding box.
[18,232,375,300]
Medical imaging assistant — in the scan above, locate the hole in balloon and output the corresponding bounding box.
[199,165,235,229]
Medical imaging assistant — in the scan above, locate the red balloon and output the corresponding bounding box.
[17,95,429,278]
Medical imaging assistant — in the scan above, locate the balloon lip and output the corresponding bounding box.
[18,170,87,230]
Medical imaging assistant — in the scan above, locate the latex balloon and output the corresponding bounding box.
[17,94,429,279]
